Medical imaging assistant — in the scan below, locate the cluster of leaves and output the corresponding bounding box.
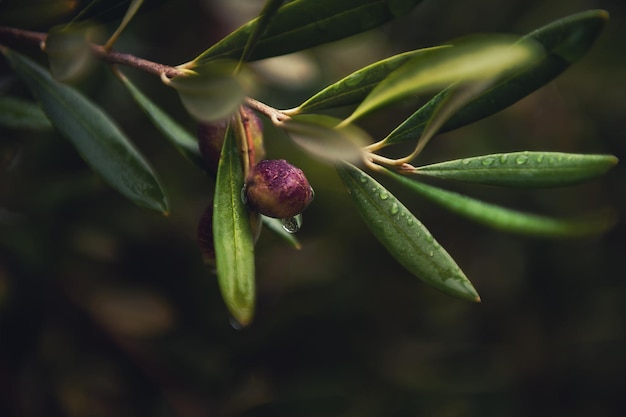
[0,0,618,326]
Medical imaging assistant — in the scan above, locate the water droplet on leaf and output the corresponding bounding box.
[390,203,399,215]
[281,213,303,233]
[515,154,529,165]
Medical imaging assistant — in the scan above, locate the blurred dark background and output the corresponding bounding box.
[1,0,625,416]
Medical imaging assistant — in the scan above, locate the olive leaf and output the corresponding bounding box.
[165,61,252,123]
[384,10,609,145]
[337,162,480,302]
[413,152,618,188]
[343,35,542,124]
[189,0,424,65]
[3,48,168,213]
[213,124,256,327]
[0,96,52,131]
[385,169,615,237]
[103,0,144,49]
[44,25,96,82]
[291,46,448,114]
[238,0,286,65]
[116,70,203,168]
[280,114,370,163]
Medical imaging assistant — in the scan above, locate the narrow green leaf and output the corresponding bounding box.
[281,114,370,163]
[0,96,52,131]
[344,35,542,124]
[386,169,614,237]
[104,0,144,49]
[337,162,480,302]
[384,10,609,145]
[3,48,168,213]
[190,0,424,65]
[414,152,618,188]
[262,216,302,250]
[239,0,286,65]
[116,70,203,168]
[166,61,250,123]
[213,125,255,326]
[293,47,447,114]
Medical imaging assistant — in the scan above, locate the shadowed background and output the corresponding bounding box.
[1,0,625,416]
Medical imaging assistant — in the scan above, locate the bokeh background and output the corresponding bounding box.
[1,0,625,416]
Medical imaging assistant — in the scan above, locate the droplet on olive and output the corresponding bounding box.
[243,159,314,219]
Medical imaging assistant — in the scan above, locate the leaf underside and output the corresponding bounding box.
[387,169,615,237]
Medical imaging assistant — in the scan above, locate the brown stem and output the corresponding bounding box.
[0,26,46,47]
[0,25,291,124]
[89,44,184,78]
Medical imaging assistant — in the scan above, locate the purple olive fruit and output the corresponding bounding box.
[197,107,265,174]
[197,119,227,174]
[244,159,314,219]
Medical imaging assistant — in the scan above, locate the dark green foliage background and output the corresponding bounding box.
[1,0,625,416]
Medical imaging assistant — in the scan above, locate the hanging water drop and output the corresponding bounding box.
[281,213,303,233]
[229,316,244,330]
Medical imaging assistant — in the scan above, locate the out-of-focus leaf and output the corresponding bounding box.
[344,35,542,124]
[165,61,251,123]
[0,0,78,27]
[190,0,424,65]
[116,70,203,168]
[4,48,168,213]
[0,96,52,130]
[104,0,144,49]
[413,152,618,188]
[213,125,255,327]
[44,25,96,82]
[262,216,302,250]
[386,169,614,237]
[384,10,609,145]
[406,80,495,160]
[292,47,447,114]
[337,162,480,302]
[280,114,369,163]
[239,0,286,65]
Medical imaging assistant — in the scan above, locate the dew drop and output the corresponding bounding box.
[429,250,434,257]
[499,154,508,164]
[379,191,389,200]
[536,154,544,163]
[229,316,243,330]
[481,157,495,166]
[281,213,303,234]
[240,185,248,205]
[462,158,472,165]
[515,154,529,165]
[359,174,368,184]
[390,202,399,215]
